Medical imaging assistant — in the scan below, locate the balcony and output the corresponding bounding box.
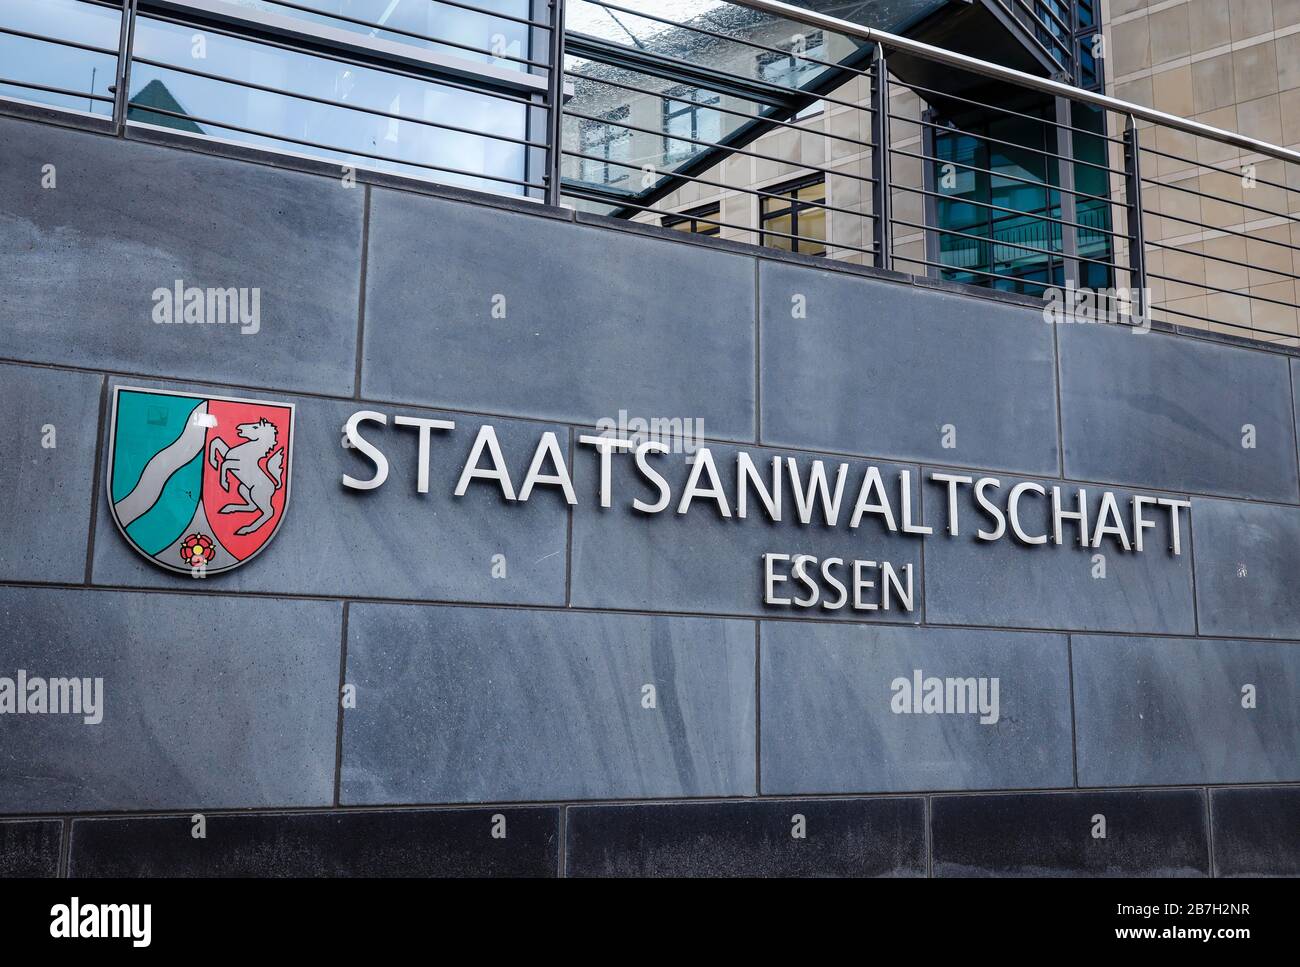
[3,0,1300,345]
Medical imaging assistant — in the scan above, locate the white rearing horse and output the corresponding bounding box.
[207,418,285,536]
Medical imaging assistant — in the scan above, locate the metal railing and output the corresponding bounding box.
[0,0,565,199]
[5,0,1300,346]
[559,0,1300,347]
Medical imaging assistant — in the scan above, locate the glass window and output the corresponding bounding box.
[663,86,721,163]
[932,109,1066,293]
[663,204,720,236]
[577,106,630,185]
[755,30,826,92]
[211,0,535,74]
[760,176,826,256]
[0,0,120,116]
[794,100,824,120]
[127,14,532,195]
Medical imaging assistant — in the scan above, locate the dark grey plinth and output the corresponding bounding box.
[931,789,1209,877]
[68,808,559,877]
[565,797,925,877]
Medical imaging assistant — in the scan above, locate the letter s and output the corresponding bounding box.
[343,410,390,490]
[632,440,671,514]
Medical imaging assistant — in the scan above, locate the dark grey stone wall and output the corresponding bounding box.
[2,113,1298,876]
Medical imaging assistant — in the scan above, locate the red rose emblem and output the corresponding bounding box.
[179,534,216,567]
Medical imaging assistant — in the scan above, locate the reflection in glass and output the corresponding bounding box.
[577,106,631,184]
[0,0,120,116]
[663,203,720,235]
[663,87,721,163]
[563,0,874,201]
[761,175,826,255]
[931,97,1114,295]
[127,16,531,194]
[215,0,535,73]
[933,110,1065,294]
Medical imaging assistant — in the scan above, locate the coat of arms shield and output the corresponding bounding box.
[107,386,294,575]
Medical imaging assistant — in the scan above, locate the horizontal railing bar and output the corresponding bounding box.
[566,32,876,115]
[0,22,120,57]
[1142,206,1300,254]
[1148,271,1300,311]
[563,148,880,219]
[561,185,876,256]
[0,77,115,103]
[1146,238,1300,285]
[142,0,547,93]
[133,55,549,149]
[889,111,1128,178]
[890,145,1123,207]
[889,252,1058,290]
[247,0,557,31]
[1141,176,1300,225]
[565,107,880,186]
[210,0,551,68]
[1137,142,1299,194]
[137,8,544,106]
[739,0,1300,167]
[563,69,874,150]
[126,103,546,188]
[892,215,1126,271]
[573,0,874,81]
[891,182,1125,240]
[1152,302,1300,343]
[888,75,1125,145]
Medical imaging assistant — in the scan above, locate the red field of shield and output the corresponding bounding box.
[201,399,292,561]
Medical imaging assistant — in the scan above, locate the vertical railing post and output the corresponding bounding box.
[1054,95,1080,289]
[112,0,138,134]
[545,0,567,207]
[869,42,892,271]
[919,108,940,277]
[1122,113,1148,327]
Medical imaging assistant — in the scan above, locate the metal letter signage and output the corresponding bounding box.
[103,395,1189,601]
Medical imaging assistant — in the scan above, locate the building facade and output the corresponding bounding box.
[0,0,1298,878]
[1102,0,1300,344]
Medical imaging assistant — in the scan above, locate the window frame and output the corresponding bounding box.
[662,202,721,236]
[661,85,722,163]
[578,104,630,185]
[759,173,827,256]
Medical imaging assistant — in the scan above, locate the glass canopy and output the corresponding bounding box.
[562,0,951,210]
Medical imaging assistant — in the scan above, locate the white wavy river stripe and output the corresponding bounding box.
[114,401,210,528]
